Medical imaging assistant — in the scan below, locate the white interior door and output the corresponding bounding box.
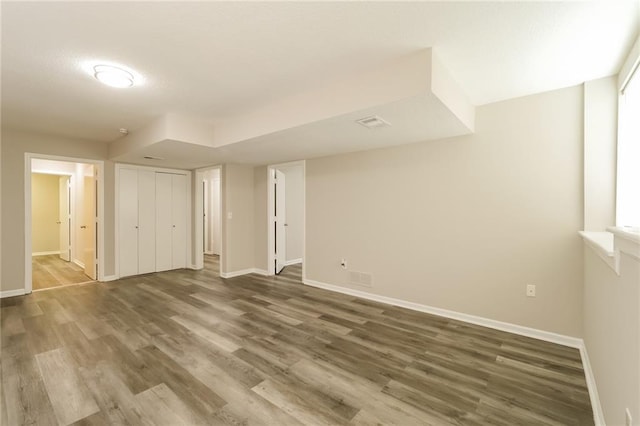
[211,176,221,255]
[138,170,156,274]
[155,173,173,272]
[58,176,70,261]
[83,165,96,280]
[118,169,139,277]
[171,174,187,269]
[203,180,210,253]
[275,169,286,274]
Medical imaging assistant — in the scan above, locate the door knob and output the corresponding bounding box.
[80,225,87,229]
[56,221,62,224]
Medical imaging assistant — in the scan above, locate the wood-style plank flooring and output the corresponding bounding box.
[2,255,594,425]
[32,255,92,291]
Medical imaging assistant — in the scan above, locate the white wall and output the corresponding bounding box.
[305,84,584,337]
[583,242,640,426]
[278,164,304,263]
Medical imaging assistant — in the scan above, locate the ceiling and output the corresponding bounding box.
[2,1,639,167]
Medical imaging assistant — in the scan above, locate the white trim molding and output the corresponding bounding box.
[220,268,270,279]
[579,343,605,426]
[0,289,27,299]
[284,258,302,266]
[302,277,604,425]
[302,278,582,348]
[100,275,118,282]
[32,251,62,256]
[580,227,640,274]
[302,277,603,425]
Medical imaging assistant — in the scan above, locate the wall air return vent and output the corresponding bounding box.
[355,115,391,129]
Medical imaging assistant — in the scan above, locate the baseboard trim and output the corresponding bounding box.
[302,277,602,425]
[0,289,27,298]
[579,343,605,425]
[221,268,270,278]
[302,278,582,348]
[284,258,302,266]
[100,275,118,282]
[73,259,85,269]
[32,251,61,256]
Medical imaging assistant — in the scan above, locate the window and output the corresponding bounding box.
[617,57,640,229]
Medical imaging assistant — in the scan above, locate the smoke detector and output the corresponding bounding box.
[355,115,390,129]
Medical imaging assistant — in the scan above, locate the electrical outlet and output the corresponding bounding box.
[340,259,347,269]
[526,284,536,297]
[626,408,632,426]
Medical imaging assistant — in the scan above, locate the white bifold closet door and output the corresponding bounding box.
[171,174,187,269]
[118,169,139,278]
[155,173,173,272]
[137,170,156,274]
[155,173,187,271]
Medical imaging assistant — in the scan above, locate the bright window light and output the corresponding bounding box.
[617,64,640,230]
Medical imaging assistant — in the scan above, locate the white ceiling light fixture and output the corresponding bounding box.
[93,64,135,88]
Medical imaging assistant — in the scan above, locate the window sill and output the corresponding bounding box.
[580,227,640,274]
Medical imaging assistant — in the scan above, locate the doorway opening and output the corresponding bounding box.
[194,165,223,276]
[26,156,104,292]
[267,161,305,276]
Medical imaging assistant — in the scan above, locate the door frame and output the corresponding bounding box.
[267,160,305,276]
[194,165,223,274]
[24,153,105,293]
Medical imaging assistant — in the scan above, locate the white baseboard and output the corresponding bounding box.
[73,259,85,269]
[100,275,118,282]
[0,288,27,298]
[302,277,602,425]
[221,268,270,278]
[579,343,605,426]
[284,258,302,266]
[302,278,582,348]
[32,251,61,256]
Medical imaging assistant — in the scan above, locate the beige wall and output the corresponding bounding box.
[222,164,255,273]
[253,166,268,272]
[1,129,114,292]
[279,164,304,262]
[583,246,640,425]
[31,173,61,254]
[584,76,617,231]
[306,85,584,337]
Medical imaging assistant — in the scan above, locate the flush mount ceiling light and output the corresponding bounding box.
[93,65,135,88]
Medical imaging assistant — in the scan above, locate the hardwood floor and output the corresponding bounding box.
[1,255,594,425]
[32,255,92,291]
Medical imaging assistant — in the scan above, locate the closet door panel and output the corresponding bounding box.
[138,171,156,274]
[171,174,187,269]
[155,173,173,272]
[118,169,138,278]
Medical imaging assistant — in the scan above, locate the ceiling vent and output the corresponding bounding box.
[355,115,390,129]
